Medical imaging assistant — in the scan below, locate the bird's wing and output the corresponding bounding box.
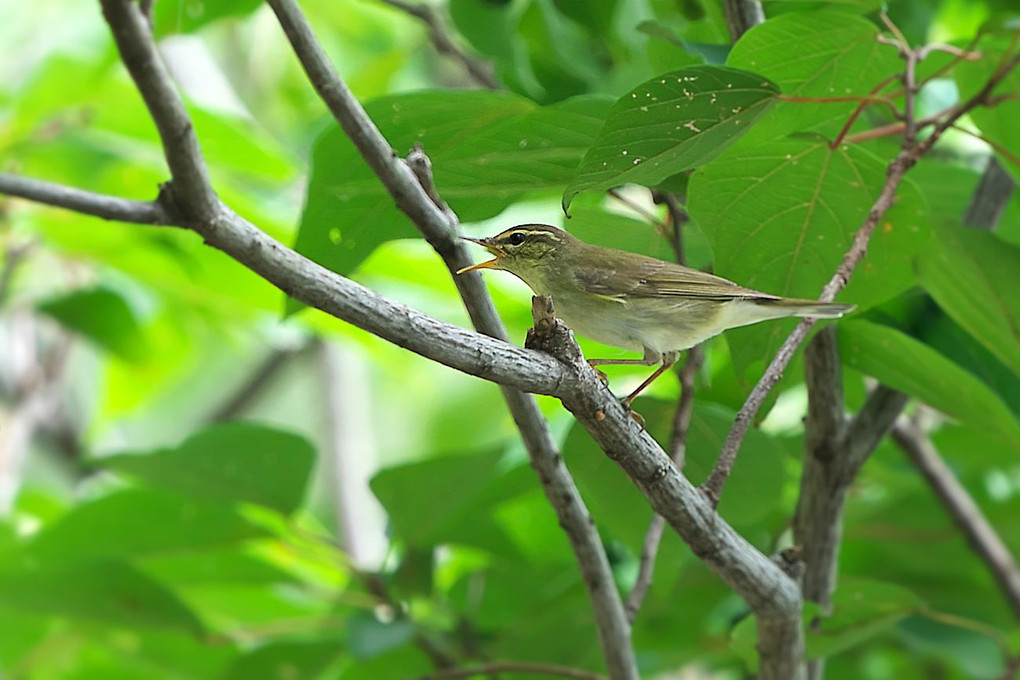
[573,256,778,302]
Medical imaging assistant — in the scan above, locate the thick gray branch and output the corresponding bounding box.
[893,421,1020,621]
[794,331,908,680]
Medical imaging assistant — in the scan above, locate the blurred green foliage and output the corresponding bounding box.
[1,0,1019,679]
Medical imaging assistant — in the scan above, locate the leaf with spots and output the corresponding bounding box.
[98,423,316,515]
[687,137,929,376]
[561,65,780,211]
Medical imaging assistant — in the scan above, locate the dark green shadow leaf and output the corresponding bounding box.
[839,319,1020,453]
[918,224,1020,377]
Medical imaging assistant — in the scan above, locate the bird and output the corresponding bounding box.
[459,223,854,406]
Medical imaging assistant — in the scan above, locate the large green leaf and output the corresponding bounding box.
[839,319,1020,453]
[27,489,267,562]
[0,558,204,635]
[36,286,148,362]
[369,449,529,555]
[298,91,611,276]
[917,225,1020,377]
[563,65,780,210]
[99,422,315,515]
[688,137,928,375]
[727,11,900,141]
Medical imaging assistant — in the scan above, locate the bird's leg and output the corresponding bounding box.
[586,354,659,389]
[621,351,679,409]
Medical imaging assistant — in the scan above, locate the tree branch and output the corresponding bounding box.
[963,157,1016,230]
[892,421,1020,621]
[264,1,637,676]
[0,174,169,225]
[722,0,764,41]
[700,42,1020,507]
[794,329,908,680]
[378,0,499,89]
[1,2,811,676]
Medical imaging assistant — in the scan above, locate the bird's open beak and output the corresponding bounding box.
[457,237,504,274]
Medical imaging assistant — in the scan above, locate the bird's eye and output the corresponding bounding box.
[507,232,526,246]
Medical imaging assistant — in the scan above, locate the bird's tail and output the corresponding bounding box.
[754,297,856,319]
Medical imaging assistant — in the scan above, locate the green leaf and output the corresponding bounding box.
[27,488,268,562]
[917,225,1020,377]
[0,558,204,635]
[562,65,780,210]
[36,286,148,362]
[955,35,1020,182]
[727,11,900,141]
[839,319,1020,453]
[99,422,316,515]
[369,449,527,555]
[298,91,610,276]
[222,640,343,680]
[688,137,929,376]
[763,0,883,15]
[152,0,262,37]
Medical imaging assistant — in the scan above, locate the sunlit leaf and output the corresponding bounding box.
[27,489,268,562]
[0,558,204,635]
[36,286,148,363]
[100,423,316,515]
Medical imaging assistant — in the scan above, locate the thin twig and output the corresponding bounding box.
[700,43,1020,507]
[409,661,608,680]
[893,420,1020,621]
[378,0,499,89]
[607,188,669,234]
[0,173,168,224]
